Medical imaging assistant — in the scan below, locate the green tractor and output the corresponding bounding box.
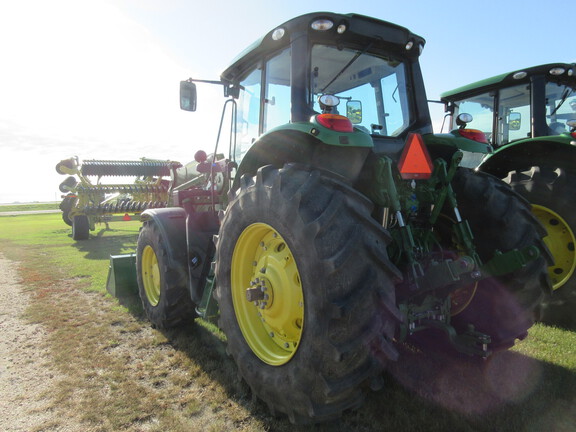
[55,156,182,240]
[441,63,576,325]
[134,13,550,423]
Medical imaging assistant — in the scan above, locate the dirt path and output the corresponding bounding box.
[0,254,76,432]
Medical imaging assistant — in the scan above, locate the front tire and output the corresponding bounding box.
[215,164,402,423]
[449,169,550,350]
[136,220,196,328]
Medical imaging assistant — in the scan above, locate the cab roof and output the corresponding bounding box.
[441,63,576,101]
[220,12,425,83]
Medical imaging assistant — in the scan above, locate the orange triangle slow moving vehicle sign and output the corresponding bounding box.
[398,133,433,179]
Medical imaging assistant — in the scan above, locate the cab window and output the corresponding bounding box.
[545,82,576,134]
[310,44,411,136]
[235,67,261,162]
[497,84,530,143]
[452,94,495,143]
[263,47,291,132]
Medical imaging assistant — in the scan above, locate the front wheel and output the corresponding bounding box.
[215,164,401,423]
[136,220,196,328]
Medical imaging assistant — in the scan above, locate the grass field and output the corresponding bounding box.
[0,202,60,212]
[0,213,575,431]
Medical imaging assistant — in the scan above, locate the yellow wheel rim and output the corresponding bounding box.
[533,205,576,290]
[231,223,304,366]
[141,245,161,306]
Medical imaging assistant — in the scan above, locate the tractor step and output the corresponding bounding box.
[106,254,138,297]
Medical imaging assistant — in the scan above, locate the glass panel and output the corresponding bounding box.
[263,47,291,132]
[497,84,530,144]
[310,45,411,136]
[235,67,261,163]
[452,93,495,143]
[545,82,576,134]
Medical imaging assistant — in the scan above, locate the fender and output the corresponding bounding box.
[478,138,576,178]
[234,123,372,190]
[141,207,219,304]
[423,132,492,168]
[140,208,188,268]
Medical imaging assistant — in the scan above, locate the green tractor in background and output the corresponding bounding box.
[441,64,576,326]
[133,13,550,423]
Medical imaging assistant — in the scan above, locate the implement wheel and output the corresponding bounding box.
[136,220,196,328]
[72,215,89,240]
[507,166,576,326]
[215,164,401,424]
[59,195,77,226]
[448,168,550,350]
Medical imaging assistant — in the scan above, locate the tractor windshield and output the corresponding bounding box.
[310,44,411,136]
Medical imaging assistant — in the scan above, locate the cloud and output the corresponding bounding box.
[0,1,191,143]
[0,1,217,202]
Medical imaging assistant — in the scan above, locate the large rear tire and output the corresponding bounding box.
[506,166,576,326]
[215,164,401,423]
[449,168,550,350]
[136,220,196,328]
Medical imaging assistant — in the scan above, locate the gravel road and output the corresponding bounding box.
[0,254,77,431]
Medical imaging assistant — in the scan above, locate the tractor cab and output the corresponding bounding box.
[441,63,576,147]
[180,12,433,186]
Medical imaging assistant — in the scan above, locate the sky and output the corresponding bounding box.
[0,0,573,203]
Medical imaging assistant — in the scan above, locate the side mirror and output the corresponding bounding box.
[508,112,521,131]
[180,81,197,112]
[346,100,362,124]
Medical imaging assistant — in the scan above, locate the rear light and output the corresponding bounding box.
[549,67,566,76]
[459,129,488,143]
[513,71,527,80]
[571,132,576,139]
[311,19,333,31]
[398,133,434,180]
[271,28,285,40]
[315,114,353,133]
